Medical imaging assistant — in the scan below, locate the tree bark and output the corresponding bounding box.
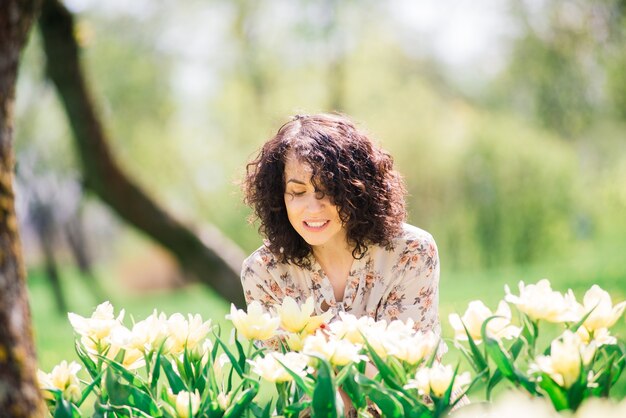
[38,0,246,306]
[0,0,46,416]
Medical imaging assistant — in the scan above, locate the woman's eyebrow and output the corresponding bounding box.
[285,178,306,185]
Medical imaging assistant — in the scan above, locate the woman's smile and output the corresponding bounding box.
[303,220,330,230]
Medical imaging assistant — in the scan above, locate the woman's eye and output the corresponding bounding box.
[292,191,305,196]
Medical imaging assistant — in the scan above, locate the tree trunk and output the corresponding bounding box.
[0,0,46,416]
[38,0,246,306]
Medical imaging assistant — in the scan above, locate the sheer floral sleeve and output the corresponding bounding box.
[381,232,441,336]
[241,247,284,310]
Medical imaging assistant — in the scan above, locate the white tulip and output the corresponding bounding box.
[449,300,521,344]
[168,389,201,418]
[580,285,626,331]
[284,332,307,351]
[328,312,383,345]
[385,330,438,365]
[504,279,580,323]
[107,325,146,370]
[386,318,417,338]
[167,313,212,356]
[302,331,367,366]
[226,302,280,341]
[37,361,82,403]
[208,353,231,382]
[68,301,125,342]
[216,392,230,411]
[576,326,617,346]
[248,352,311,383]
[68,301,133,367]
[529,330,596,388]
[359,321,392,359]
[124,309,170,354]
[405,363,471,398]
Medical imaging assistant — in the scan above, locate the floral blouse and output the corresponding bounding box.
[240,223,441,339]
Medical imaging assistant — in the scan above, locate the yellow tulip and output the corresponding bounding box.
[226,302,280,341]
[274,296,333,334]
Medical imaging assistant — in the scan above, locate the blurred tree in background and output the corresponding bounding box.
[0,0,46,414]
[12,0,626,309]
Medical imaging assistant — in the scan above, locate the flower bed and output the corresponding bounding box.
[39,279,626,417]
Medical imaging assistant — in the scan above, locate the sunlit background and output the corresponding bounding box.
[16,0,626,395]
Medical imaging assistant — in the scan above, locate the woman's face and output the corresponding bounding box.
[283,150,347,251]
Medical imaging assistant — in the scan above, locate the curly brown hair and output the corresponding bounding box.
[244,113,406,267]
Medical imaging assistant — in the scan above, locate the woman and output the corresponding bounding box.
[242,113,441,339]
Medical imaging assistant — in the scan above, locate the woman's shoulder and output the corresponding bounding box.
[387,223,437,253]
[242,244,280,271]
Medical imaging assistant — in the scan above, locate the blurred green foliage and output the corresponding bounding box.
[15,1,626,296]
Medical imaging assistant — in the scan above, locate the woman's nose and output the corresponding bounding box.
[306,194,325,212]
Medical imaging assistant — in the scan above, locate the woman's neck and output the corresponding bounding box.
[312,242,354,302]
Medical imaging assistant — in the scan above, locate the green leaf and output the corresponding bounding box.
[567,369,587,411]
[520,314,538,351]
[335,363,354,386]
[485,336,525,399]
[538,373,570,411]
[74,340,98,380]
[568,306,597,336]
[97,354,150,393]
[223,381,259,418]
[234,332,248,374]
[311,356,338,418]
[275,357,315,395]
[53,397,80,418]
[341,366,366,410]
[354,374,404,418]
[359,332,403,391]
[213,332,245,378]
[283,400,312,417]
[76,368,106,408]
[95,403,155,418]
[150,350,162,394]
[481,317,516,379]
[159,355,186,393]
[450,368,485,411]
[461,320,489,374]
[486,369,503,400]
[104,368,161,416]
[181,347,195,386]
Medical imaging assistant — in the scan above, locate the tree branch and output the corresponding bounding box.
[38,0,245,306]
